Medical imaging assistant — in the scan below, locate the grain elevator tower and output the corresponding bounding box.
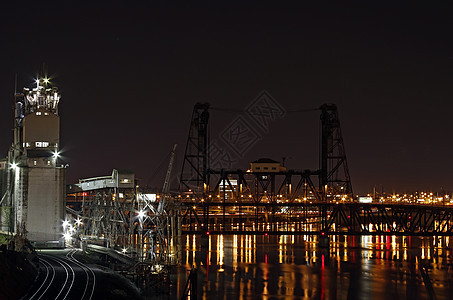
[7,76,66,248]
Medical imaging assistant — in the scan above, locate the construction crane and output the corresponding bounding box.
[158,144,177,214]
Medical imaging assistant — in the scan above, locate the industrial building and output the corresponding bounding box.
[0,77,66,248]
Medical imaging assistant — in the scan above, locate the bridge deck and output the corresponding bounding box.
[180,202,453,236]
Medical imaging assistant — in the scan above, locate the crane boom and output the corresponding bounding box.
[158,144,177,213]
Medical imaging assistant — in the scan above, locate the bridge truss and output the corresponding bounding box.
[181,202,453,236]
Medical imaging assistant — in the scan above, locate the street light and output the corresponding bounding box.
[75,217,82,226]
[62,220,70,228]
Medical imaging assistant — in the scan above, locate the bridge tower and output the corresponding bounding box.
[179,103,210,200]
[5,75,66,248]
[319,104,353,201]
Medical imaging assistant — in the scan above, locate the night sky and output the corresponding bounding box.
[1,2,452,195]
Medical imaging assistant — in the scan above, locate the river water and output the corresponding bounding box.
[166,234,453,299]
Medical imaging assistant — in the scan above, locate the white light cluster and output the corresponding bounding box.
[62,217,83,245]
[25,77,60,113]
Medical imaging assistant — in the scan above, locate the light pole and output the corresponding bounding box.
[138,209,145,262]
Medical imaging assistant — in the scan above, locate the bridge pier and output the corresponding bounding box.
[319,234,329,248]
[201,234,209,249]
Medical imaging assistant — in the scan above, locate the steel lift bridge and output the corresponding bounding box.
[179,103,453,237]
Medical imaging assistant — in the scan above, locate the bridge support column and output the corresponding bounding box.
[319,234,329,248]
[201,234,209,249]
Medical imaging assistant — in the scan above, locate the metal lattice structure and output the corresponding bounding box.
[83,188,133,248]
[69,170,136,250]
[180,103,353,203]
[181,202,453,236]
[207,169,321,203]
[136,144,180,264]
[323,203,453,235]
[179,103,210,199]
[178,102,356,234]
[67,145,181,265]
[320,104,353,200]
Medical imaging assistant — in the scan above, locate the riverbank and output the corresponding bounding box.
[73,245,175,299]
[0,235,38,299]
[72,248,143,300]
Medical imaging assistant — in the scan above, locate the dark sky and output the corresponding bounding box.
[1,1,452,195]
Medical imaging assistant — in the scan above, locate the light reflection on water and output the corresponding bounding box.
[174,234,453,299]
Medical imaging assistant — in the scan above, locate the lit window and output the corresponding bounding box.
[36,112,41,115]
[47,161,50,166]
[44,112,49,116]
[33,161,37,166]
[120,179,130,183]
[35,141,49,147]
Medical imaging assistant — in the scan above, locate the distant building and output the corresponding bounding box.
[0,77,66,248]
[250,158,286,172]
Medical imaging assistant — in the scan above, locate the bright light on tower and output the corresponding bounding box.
[62,220,70,228]
[10,162,17,169]
[138,210,146,219]
[53,151,60,159]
